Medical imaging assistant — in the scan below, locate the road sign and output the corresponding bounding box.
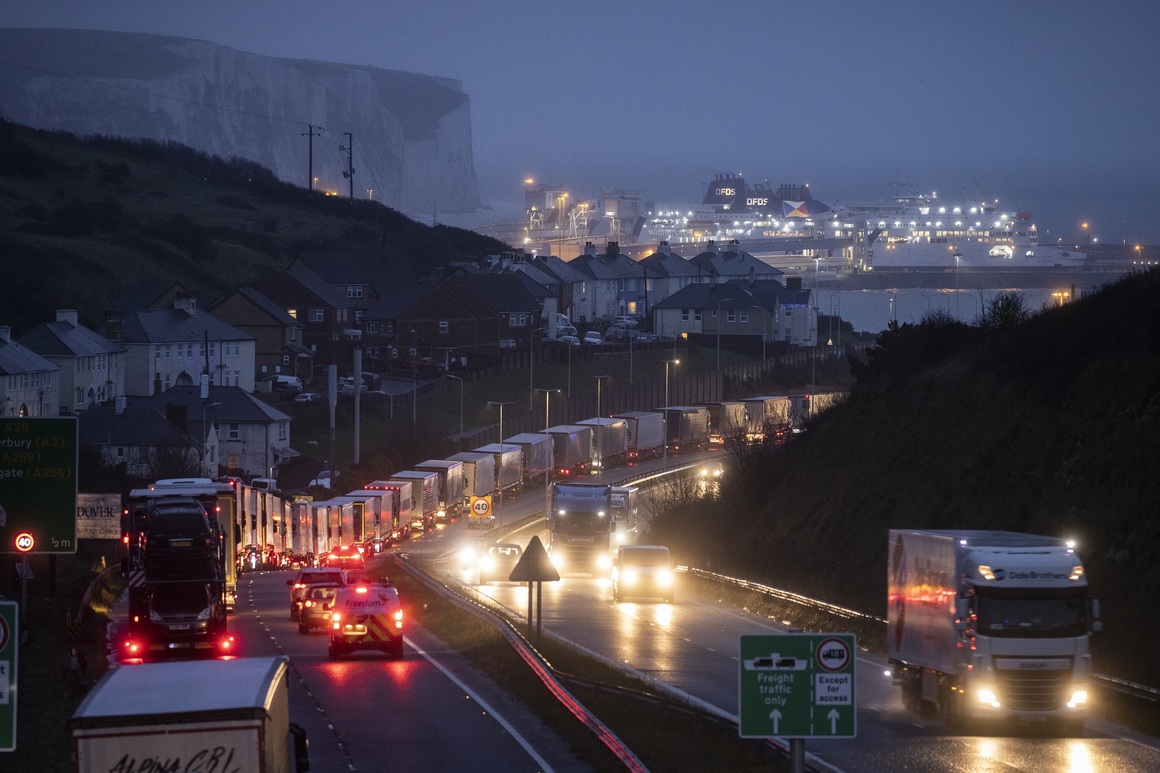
[0,601,17,751]
[469,495,492,518]
[739,633,856,739]
[0,417,78,554]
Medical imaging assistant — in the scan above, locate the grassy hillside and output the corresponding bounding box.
[0,117,507,331]
[648,268,1160,686]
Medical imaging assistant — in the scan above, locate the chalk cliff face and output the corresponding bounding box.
[0,28,481,214]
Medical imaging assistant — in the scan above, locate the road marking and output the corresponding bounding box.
[406,636,556,773]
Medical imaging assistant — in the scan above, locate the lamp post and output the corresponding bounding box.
[592,375,610,470]
[829,292,842,353]
[487,401,513,526]
[534,388,559,514]
[662,359,679,461]
[529,326,546,411]
[446,374,464,437]
[200,401,221,475]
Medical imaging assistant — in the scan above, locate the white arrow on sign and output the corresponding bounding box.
[770,709,781,734]
[828,708,840,733]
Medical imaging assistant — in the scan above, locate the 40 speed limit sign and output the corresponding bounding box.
[470,496,492,518]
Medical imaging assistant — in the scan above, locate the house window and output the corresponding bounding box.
[510,313,527,327]
[347,285,364,299]
[694,310,702,322]
[740,312,749,323]
[727,311,737,323]
[355,310,363,323]
[439,320,449,334]
[282,355,290,366]
[228,423,240,441]
[287,308,298,319]
[681,309,690,321]
[309,309,324,322]
[367,321,378,334]
[387,322,395,334]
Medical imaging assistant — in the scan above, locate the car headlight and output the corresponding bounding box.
[1067,690,1088,709]
[550,552,564,570]
[481,556,496,571]
[656,570,674,586]
[977,688,1001,708]
[621,568,638,585]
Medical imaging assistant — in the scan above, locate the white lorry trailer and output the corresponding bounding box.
[614,411,665,461]
[70,656,308,773]
[887,529,1099,733]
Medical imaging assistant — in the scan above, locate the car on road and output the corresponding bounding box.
[557,335,580,347]
[288,567,346,620]
[329,580,405,659]
[294,392,321,403]
[582,331,602,345]
[459,536,493,572]
[478,543,523,584]
[611,545,674,603]
[298,583,341,633]
[319,544,365,571]
[613,315,639,328]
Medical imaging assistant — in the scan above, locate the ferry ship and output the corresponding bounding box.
[839,189,1087,271]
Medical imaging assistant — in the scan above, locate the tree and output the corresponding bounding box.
[981,291,1030,332]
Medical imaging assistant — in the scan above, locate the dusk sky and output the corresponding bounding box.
[6,1,1160,242]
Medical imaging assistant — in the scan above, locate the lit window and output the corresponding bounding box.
[439,320,449,334]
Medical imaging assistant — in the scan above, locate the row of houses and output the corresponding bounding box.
[1,238,816,481]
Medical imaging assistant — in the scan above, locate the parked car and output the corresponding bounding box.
[294,392,321,403]
[557,325,578,337]
[582,331,602,345]
[614,316,639,328]
[556,335,580,347]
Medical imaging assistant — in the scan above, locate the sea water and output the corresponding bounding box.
[825,287,1070,336]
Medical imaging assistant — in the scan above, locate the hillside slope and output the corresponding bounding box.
[0,118,507,331]
[653,269,1160,686]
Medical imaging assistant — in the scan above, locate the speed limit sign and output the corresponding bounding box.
[470,496,492,518]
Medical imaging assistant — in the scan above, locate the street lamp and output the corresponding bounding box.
[529,326,546,410]
[446,374,464,437]
[662,359,679,461]
[829,292,841,353]
[592,375,610,470]
[487,401,513,526]
[200,401,221,475]
[534,388,559,514]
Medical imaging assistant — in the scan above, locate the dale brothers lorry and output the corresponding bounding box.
[548,483,625,575]
[614,411,665,462]
[887,529,1100,733]
[70,656,309,773]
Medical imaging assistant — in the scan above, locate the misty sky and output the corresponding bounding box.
[6,1,1160,242]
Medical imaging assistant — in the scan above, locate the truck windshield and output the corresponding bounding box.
[974,588,1088,638]
[554,511,608,535]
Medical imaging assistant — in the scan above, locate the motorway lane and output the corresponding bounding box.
[233,569,589,773]
[430,521,1160,773]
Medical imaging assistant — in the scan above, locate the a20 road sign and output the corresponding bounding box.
[0,417,78,554]
[739,633,857,739]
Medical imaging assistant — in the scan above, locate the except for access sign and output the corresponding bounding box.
[0,417,78,554]
[739,633,856,739]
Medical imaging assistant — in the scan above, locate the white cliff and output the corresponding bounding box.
[0,28,481,214]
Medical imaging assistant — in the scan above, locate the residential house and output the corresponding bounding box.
[474,253,560,335]
[396,283,500,370]
[0,325,59,417]
[638,242,703,306]
[206,288,314,386]
[360,282,424,369]
[449,274,546,352]
[109,296,256,397]
[568,242,660,322]
[137,385,294,480]
[17,309,126,413]
[533,254,590,324]
[260,260,356,368]
[653,282,769,342]
[743,277,817,347]
[688,240,784,287]
[79,400,207,479]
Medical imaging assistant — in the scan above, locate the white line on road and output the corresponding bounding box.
[405,636,557,773]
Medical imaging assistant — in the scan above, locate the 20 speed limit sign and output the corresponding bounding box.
[470,496,492,518]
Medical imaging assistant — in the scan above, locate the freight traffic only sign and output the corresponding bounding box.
[739,633,857,739]
[0,418,78,554]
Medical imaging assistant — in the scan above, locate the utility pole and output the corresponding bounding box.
[302,124,322,190]
[340,132,354,201]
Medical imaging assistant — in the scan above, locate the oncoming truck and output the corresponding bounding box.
[887,529,1100,733]
[548,483,636,575]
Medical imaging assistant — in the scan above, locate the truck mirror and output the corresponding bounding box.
[1089,598,1101,620]
[290,723,310,772]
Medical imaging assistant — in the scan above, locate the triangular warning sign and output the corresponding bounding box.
[508,535,560,582]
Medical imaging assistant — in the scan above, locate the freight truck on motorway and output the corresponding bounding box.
[70,656,308,773]
[504,433,555,485]
[577,417,628,470]
[545,424,594,477]
[662,406,710,454]
[449,451,497,501]
[548,483,629,575]
[887,529,1100,733]
[415,459,467,521]
[390,471,440,532]
[614,411,665,462]
[475,442,524,495]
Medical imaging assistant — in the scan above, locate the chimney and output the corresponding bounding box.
[608,242,619,259]
[585,242,597,257]
[174,295,197,315]
[748,267,756,290]
[56,309,79,327]
[153,373,163,396]
[0,326,9,344]
[658,241,670,257]
[114,395,127,415]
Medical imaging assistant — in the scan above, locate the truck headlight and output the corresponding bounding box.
[1067,690,1088,709]
[597,554,612,570]
[550,552,564,570]
[977,688,1001,708]
[656,570,674,586]
[621,569,638,586]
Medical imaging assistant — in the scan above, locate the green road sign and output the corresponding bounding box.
[739,632,857,739]
[0,601,17,751]
[0,417,78,554]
